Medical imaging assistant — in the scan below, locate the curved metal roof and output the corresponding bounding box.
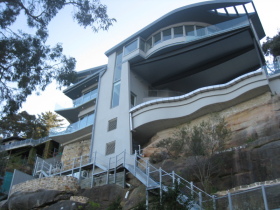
[105,0,264,56]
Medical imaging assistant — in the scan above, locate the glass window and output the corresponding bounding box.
[226,6,236,15]
[124,39,138,56]
[146,38,152,50]
[185,25,195,36]
[235,5,246,14]
[111,82,121,108]
[174,26,184,38]
[113,51,123,82]
[196,26,206,36]
[217,8,226,14]
[139,39,145,52]
[130,92,136,107]
[154,32,161,45]
[162,28,171,41]
[245,2,255,13]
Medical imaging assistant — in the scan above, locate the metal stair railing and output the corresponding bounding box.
[32,148,214,208]
[122,150,214,209]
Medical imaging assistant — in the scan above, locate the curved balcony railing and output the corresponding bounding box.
[73,89,98,107]
[144,90,184,102]
[49,113,95,137]
[123,16,249,57]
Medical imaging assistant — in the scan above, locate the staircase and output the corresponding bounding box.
[33,150,213,209]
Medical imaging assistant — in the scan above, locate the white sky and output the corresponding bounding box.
[21,0,280,116]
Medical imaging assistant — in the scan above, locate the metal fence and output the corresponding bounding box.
[214,183,280,210]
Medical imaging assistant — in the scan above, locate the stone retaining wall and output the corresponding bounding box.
[10,176,79,196]
[61,139,91,170]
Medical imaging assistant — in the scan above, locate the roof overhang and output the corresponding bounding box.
[131,25,265,93]
[105,0,264,56]
[64,65,106,99]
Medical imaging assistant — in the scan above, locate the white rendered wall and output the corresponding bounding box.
[268,73,280,95]
[93,52,132,157]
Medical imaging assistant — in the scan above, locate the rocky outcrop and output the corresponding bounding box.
[10,176,79,196]
[154,133,280,191]
[143,92,280,156]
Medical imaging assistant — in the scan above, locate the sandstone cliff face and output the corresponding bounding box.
[154,134,280,191]
[143,92,280,156]
[142,92,280,191]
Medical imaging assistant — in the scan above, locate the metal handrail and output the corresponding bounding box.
[1,136,49,151]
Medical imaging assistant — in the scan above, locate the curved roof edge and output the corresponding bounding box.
[105,0,253,56]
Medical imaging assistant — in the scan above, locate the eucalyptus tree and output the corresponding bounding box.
[0,0,115,114]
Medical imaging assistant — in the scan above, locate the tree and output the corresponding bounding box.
[0,139,8,176]
[262,31,280,61]
[0,111,64,139]
[0,0,115,114]
[38,111,64,136]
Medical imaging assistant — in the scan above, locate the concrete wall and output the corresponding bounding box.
[93,52,132,156]
[269,73,280,95]
[10,176,79,196]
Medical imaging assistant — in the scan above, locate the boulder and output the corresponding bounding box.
[8,189,74,210]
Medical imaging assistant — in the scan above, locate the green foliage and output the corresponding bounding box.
[155,114,231,159]
[262,31,280,60]
[131,201,146,210]
[0,111,64,139]
[156,127,191,159]
[150,182,195,210]
[154,114,231,193]
[88,201,100,210]
[106,197,122,210]
[0,0,115,114]
[0,146,8,176]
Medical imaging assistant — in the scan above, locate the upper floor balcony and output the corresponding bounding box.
[56,89,98,123]
[130,69,270,143]
[49,112,95,145]
[73,89,98,107]
[122,16,249,61]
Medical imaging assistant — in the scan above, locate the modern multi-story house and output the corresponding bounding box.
[23,0,280,205]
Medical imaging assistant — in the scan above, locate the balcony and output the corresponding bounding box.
[73,89,98,107]
[49,113,95,144]
[0,136,50,151]
[123,16,249,61]
[143,90,184,102]
[130,69,270,142]
[56,89,98,123]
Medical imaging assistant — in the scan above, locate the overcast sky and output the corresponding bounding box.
[20,0,280,116]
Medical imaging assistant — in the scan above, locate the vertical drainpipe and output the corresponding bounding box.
[89,68,107,162]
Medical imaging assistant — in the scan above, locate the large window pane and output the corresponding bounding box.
[146,38,152,51]
[162,28,171,41]
[130,92,136,107]
[174,26,184,38]
[154,32,161,45]
[196,26,206,36]
[140,39,145,51]
[113,51,123,82]
[124,39,138,56]
[111,82,121,108]
[185,25,195,36]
